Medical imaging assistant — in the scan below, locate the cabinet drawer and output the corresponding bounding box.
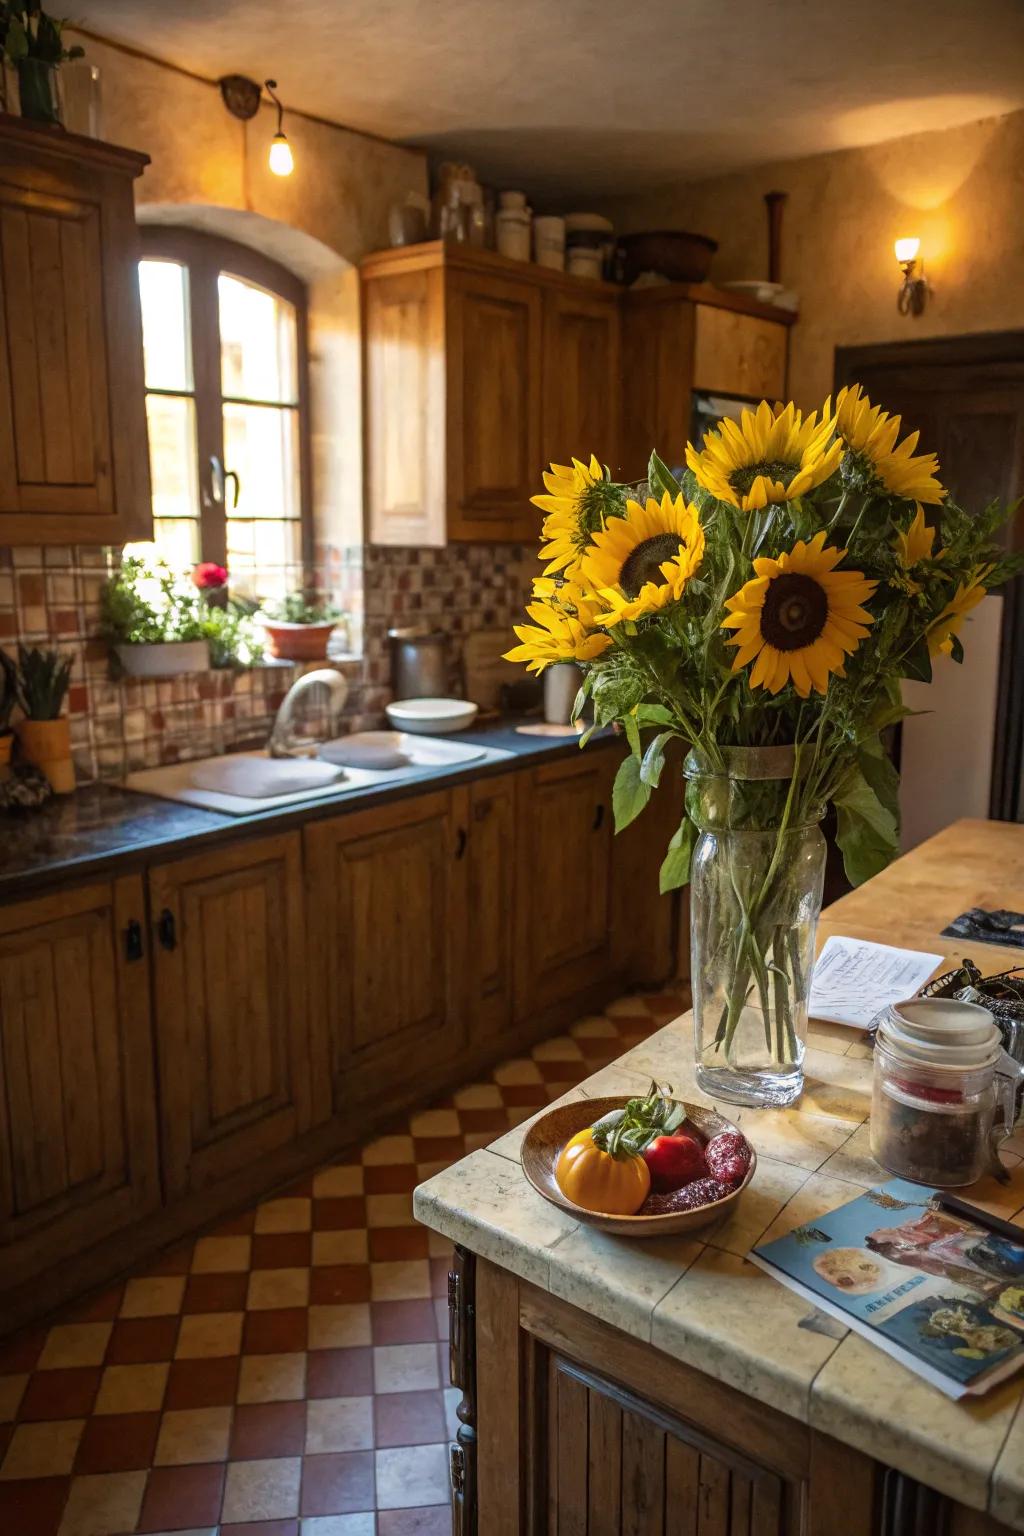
[693,304,787,400]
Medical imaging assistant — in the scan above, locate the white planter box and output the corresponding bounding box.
[115,640,211,677]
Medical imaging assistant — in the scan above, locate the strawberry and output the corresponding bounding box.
[704,1131,752,1188]
[642,1131,708,1192]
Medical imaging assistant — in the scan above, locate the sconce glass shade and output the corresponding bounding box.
[894,236,921,265]
[269,133,294,177]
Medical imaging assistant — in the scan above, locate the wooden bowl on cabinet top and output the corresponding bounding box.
[521,1095,756,1237]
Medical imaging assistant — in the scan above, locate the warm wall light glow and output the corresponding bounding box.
[269,133,294,177]
[894,236,921,264]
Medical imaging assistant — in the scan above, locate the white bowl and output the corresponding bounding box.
[385,698,479,735]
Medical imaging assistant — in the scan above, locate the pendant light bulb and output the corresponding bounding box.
[264,79,294,177]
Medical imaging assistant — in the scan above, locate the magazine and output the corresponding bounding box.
[750,1179,1024,1399]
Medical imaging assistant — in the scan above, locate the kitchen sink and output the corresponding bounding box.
[122,734,511,815]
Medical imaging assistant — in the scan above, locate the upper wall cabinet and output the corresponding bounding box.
[363,244,793,546]
[0,116,152,545]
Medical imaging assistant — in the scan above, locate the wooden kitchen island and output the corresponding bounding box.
[414,820,1024,1535]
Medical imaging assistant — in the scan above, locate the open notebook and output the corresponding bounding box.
[751,1179,1024,1399]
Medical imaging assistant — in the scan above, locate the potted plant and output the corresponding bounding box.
[259,588,342,662]
[14,643,74,792]
[0,2,84,125]
[0,647,16,770]
[101,556,212,677]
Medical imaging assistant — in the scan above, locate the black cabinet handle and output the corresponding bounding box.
[123,919,144,963]
[157,908,177,951]
[592,802,605,831]
[454,827,468,860]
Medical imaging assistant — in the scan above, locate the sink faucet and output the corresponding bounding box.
[268,668,349,758]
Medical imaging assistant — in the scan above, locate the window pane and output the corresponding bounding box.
[147,394,200,525]
[226,518,302,600]
[124,520,200,570]
[219,273,297,404]
[139,260,192,391]
[223,402,300,520]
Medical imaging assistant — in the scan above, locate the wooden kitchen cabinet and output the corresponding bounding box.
[692,301,788,400]
[149,832,314,1197]
[0,116,152,545]
[305,788,470,1113]
[467,771,518,1040]
[0,877,159,1292]
[620,287,697,476]
[542,285,621,475]
[514,753,616,1019]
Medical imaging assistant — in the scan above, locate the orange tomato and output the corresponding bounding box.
[555,1128,651,1215]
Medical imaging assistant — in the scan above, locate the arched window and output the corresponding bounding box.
[134,228,311,599]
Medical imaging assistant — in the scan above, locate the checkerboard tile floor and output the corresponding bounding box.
[0,987,688,1536]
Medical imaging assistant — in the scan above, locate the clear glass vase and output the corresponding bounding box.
[688,747,826,1108]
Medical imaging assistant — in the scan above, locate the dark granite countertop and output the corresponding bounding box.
[0,720,616,901]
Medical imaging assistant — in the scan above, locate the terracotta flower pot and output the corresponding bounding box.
[16,717,75,794]
[262,620,337,662]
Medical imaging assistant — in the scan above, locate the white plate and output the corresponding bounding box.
[319,730,487,769]
[385,698,479,735]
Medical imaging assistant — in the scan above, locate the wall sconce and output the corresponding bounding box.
[218,73,294,177]
[264,80,294,177]
[895,237,927,316]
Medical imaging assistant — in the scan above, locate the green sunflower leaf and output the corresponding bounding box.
[659,816,696,892]
[640,731,671,787]
[833,766,899,886]
[949,633,965,664]
[648,451,682,502]
[634,704,675,728]
[902,635,933,683]
[612,754,651,831]
[623,711,642,759]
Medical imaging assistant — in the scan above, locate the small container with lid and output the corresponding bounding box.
[870,997,1023,1187]
[496,190,531,261]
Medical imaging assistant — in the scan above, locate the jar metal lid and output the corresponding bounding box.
[876,997,1002,1071]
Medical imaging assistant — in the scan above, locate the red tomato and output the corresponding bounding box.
[642,1132,708,1192]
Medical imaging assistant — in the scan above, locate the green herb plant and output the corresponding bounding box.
[0,648,17,733]
[261,590,341,626]
[100,556,260,671]
[16,644,72,720]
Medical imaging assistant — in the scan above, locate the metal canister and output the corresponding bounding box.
[388,629,448,700]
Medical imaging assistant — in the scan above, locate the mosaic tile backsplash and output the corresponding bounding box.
[0,541,535,783]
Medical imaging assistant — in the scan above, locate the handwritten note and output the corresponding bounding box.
[808,935,945,1029]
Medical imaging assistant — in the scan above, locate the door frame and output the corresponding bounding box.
[834,332,1024,822]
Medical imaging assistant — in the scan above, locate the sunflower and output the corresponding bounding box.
[722,531,877,697]
[685,400,842,512]
[926,571,989,657]
[504,579,611,673]
[892,503,941,594]
[580,493,705,626]
[832,385,945,504]
[531,454,628,576]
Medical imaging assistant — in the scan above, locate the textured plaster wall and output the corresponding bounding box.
[597,109,1024,408]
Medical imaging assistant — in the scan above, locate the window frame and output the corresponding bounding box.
[138,225,314,576]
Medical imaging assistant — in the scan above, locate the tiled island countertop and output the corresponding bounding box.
[415,819,1024,1532]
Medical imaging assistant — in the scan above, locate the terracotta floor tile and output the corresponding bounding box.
[370,1301,439,1347]
[363,1164,419,1196]
[210,1208,258,1237]
[93,1363,169,1417]
[368,1227,429,1263]
[247,1269,311,1313]
[191,1235,253,1274]
[73,1411,160,1474]
[105,1318,179,1366]
[143,1243,194,1278]
[221,1455,301,1523]
[361,1135,415,1167]
[254,1199,312,1236]
[236,1354,307,1406]
[18,1369,101,1422]
[163,1357,238,1411]
[0,1419,84,1480]
[251,1233,313,1271]
[307,1306,371,1352]
[377,1507,456,1536]
[38,1326,111,1373]
[62,1287,125,1325]
[370,1262,431,1304]
[309,1268,372,1307]
[428,1260,450,1299]
[372,1345,440,1396]
[375,1443,448,1509]
[119,1277,186,1320]
[0,1475,70,1536]
[230,1401,306,1461]
[311,1198,367,1232]
[57,1469,147,1536]
[0,1330,46,1374]
[224,1521,298,1536]
[243,1309,309,1356]
[301,1518,375,1536]
[183,1274,250,1315]
[306,1349,374,1400]
[364,1194,415,1229]
[311,1166,363,1199]
[373,1390,446,1449]
[153,1405,232,1466]
[304,1396,374,1455]
[312,1232,369,1268]
[496,1083,548,1108]
[0,1422,11,1461]
[175,1312,243,1360]
[299,1451,375,1517]
[137,1463,225,1532]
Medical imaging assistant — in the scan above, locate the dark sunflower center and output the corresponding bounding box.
[760,572,828,652]
[619,533,685,597]
[729,459,797,496]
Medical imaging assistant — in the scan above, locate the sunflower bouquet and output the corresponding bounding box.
[506,388,1020,1106]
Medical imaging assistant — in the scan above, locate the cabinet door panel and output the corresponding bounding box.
[151,834,311,1196]
[447,268,541,541]
[692,306,787,401]
[0,878,157,1287]
[543,290,621,475]
[620,294,695,478]
[469,773,517,1040]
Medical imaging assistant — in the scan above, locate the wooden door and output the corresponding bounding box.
[515,754,615,1018]
[620,292,696,479]
[0,877,158,1291]
[150,832,313,1197]
[468,772,517,1040]
[543,288,621,477]
[306,790,469,1110]
[446,265,542,541]
[611,742,685,987]
[0,119,152,544]
[364,262,447,546]
[692,305,788,400]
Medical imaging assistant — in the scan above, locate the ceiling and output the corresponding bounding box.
[80,0,1024,197]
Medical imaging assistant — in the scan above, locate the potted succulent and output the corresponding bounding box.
[259,588,342,662]
[0,2,85,125]
[0,647,16,770]
[14,644,74,792]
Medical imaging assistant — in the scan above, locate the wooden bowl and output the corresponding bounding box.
[521,1095,756,1237]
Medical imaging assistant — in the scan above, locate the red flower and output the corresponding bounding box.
[192,562,228,590]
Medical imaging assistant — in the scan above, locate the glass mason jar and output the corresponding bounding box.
[687,747,826,1108]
